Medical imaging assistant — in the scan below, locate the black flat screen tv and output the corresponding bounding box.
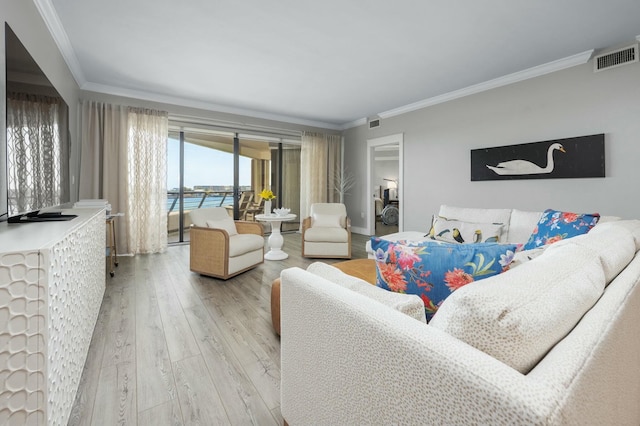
[2,23,71,223]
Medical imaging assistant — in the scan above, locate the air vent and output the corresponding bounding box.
[594,44,638,72]
[368,118,381,129]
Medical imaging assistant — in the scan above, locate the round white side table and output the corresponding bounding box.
[255,213,297,260]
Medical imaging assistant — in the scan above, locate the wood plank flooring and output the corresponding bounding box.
[68,232,369,425]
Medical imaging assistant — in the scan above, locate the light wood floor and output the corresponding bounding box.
[68,232,370,425]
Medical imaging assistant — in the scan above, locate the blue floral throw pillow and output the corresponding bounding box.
[523,209,600,250]
[371,238,517,321]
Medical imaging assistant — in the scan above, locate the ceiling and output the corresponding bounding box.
[39,0,640,129]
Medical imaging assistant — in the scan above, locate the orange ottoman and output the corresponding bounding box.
[271,259,376,335]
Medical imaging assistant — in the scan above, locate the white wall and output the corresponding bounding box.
[344,57,640,232]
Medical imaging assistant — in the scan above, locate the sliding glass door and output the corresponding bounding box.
[167,127,300,244]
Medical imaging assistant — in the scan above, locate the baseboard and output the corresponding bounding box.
[351,226,369,235]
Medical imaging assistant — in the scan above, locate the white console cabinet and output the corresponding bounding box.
[0,208,106,425]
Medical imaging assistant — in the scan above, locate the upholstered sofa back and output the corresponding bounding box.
[282,219,640,424]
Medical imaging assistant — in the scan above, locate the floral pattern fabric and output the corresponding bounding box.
[371,238,517,321]
[523,209,600,250]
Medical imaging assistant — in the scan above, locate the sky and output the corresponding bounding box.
[167,136,251,190]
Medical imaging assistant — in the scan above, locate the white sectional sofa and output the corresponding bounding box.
[280,208,640,425]
[366,204,618,257]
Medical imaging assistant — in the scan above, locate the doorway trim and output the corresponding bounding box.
[366,133,404,235]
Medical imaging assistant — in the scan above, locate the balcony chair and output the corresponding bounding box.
[245,197,265,221]
[189,207,264,279]
[223,191,254,220]
[302,203,351,259]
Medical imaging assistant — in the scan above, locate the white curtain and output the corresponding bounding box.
[127,108,168,254]
[79,101,168,254]
[6,92,69,215]
[300,131,341,223]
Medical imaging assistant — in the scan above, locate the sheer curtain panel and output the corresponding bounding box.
[127,108,169,254]
[300,132,341,223]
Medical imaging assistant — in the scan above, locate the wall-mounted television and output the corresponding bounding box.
[2,23,71,223]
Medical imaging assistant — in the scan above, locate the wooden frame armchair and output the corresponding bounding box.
[189,207,264,279]
[302,203,352,259]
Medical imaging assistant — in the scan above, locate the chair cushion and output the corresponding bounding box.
[523,208,600,250]
[371,238,517,321]
[228,234,264,257]
[206,217,238,236]
[305,227,348,243]
[312,213,342,228]
[190,207,231,227]
[310,203,347,228]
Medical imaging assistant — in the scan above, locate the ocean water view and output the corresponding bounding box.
[167,194,234,212]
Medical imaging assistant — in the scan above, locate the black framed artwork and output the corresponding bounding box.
[471,134,605,181]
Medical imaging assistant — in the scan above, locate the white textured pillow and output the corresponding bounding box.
[312,213,342,228]
[430,243,606,373]
[307,262,426,323]
[206,217,238,236]
[430,216,504,244]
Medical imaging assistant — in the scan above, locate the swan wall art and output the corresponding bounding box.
[486,143,566,175]
[470,134,605,181]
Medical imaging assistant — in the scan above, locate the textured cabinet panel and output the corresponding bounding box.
[46,213,105,425]
[0,209,105,425]
[0,250,46,426]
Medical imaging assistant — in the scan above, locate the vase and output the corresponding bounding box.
[264,200,272,215]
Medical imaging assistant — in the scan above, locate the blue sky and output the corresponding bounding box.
[167,137,251,189]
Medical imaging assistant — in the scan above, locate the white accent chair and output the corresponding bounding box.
[302,203,351,259]
[189,207,264,279]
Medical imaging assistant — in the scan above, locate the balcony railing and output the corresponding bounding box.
[167,190,236,214]
[167,190,253,236]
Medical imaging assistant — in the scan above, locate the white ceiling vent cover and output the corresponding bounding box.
[594,44,638,72]
[368,118,381,129]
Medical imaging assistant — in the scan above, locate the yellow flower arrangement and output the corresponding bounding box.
[259,189,276,200]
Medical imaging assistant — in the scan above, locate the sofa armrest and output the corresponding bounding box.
[235,220,264,236]
[189,225,229,274]
[280,267,555,425]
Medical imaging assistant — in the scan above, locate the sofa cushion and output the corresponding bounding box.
[206,217,238,236]
[371,238,517,321]
[429,216,504,243]
[546,220,639,284]
[508,209,543,243]
[430,242,606,374]
[523,208,600,250]
[438,205,512,241]
[228,233,264,257]
[305,227,348,243]
[307,262,426,323]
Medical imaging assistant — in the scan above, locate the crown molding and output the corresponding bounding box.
[34,0,86,86]
[339,117,367,130]
[81,82,343,130]
[377,49,594,120]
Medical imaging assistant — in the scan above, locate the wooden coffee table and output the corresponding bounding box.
[271,258,376,335]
